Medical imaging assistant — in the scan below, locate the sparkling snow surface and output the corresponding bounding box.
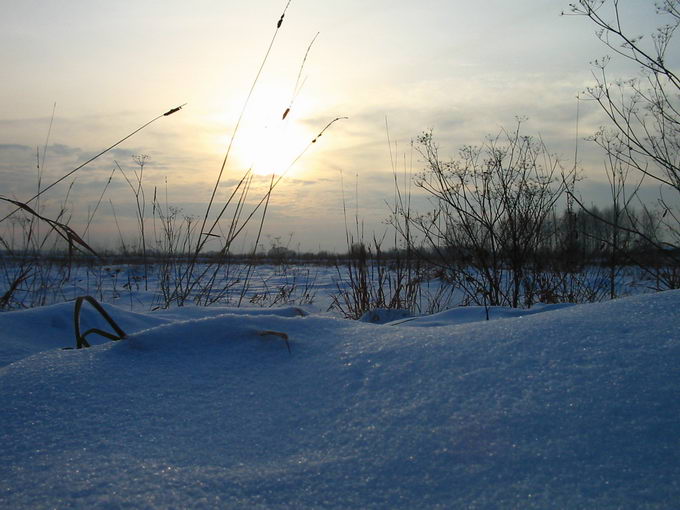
[1,292,679,508]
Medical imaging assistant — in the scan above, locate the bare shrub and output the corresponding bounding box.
[566,0,680,288]
[403,122,569,308]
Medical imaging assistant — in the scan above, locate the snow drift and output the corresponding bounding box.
[1,291,678,508]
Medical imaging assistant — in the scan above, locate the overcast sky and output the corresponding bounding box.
[0,0,672,252]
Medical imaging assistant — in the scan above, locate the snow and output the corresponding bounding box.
[1,291,679,508]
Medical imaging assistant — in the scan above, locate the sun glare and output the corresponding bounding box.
[218,84,316,177]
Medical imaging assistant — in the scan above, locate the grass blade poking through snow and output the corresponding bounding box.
[196,0,294,254]
[169,0,347,307]
[73,295,127,349]
[0,103,186,225]
[168,0,294,307]
[0,197,98,258]
[282,31,319,120]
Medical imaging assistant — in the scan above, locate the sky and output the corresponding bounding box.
[0,0,674,252]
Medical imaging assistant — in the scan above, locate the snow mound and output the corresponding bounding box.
[359,307,412,324]
[386,302,575,326]
[1,291,679,508]
[0,303,306,368]
[0,301,171,367]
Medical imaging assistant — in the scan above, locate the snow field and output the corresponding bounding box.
[1,291,679,508]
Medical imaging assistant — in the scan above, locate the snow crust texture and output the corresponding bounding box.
[1,292,679,508]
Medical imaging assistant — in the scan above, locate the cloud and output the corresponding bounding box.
[0,143,32,152]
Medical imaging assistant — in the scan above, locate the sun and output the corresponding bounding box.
[221,84,315,177]
[236,119,312,177]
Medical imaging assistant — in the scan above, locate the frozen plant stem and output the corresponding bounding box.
[0,104,186,225]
